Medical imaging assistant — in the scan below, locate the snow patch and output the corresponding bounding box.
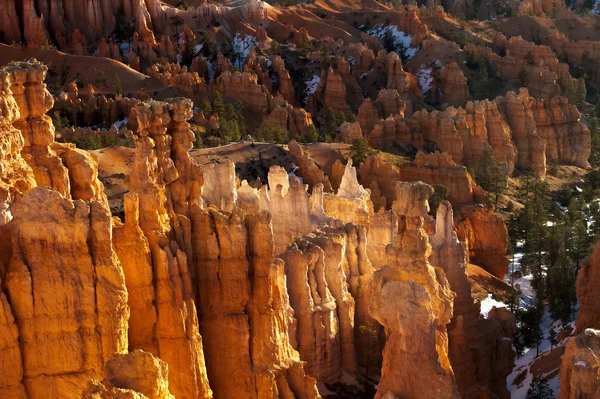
[303,75,320,103]
[575,360,589,367]
[416,62,440,94]
[113,118,128,130]
[233,33,258,69]
[367,24,418,59]
[480,294,506,317]
[119,42,130,57]
[207,60,216,81]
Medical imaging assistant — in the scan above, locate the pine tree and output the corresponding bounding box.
[476,149,508,209]
[429,185,449,216]
[199,99,213,117]
[588,201,600,240]
[350,139,373,166]
[526,377,553,399]
[548,328,558,350]
[256,120,288,144]
[547,242,576,322]
[589,117,600,167]
[212,91,225,115]
[574,78,586,109]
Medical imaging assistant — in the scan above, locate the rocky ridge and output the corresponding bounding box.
[0,59,520,399]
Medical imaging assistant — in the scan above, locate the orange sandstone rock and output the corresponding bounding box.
[558,329,600,399]
[369,181,459,399]
[437,62,469,106]
[575,240,600,333]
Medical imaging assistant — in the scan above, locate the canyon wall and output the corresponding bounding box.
[559,234,600,398]
[361,88,590,177]
[0,59,522,399]
[369,181,459,399]
[575,239,600,334]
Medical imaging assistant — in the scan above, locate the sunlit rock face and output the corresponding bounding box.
[575,239,600,334]
[431,201,515,399]
[559,329,600,399]
[190,208,320,399]
[0,58,527,399]
[369,181,459,399]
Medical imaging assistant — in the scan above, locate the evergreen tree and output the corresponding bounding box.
[302,125,319,143]
[588,201,600,240]
[547,241,576,322]
[350,139,373,166]
[548,328,558,350]
[574,78,586,109]
[519,305,544,357]
[171,15,184,34]
[199,99,213,117]
[589,117,600,167]
[256,120,288,144]
[475,149,508,209]
[212,91,225,115]
[429,185,449,216]
[318,108,347,141]
[526,377,553,399]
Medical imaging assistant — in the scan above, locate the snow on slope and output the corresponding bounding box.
[367,25,418,59]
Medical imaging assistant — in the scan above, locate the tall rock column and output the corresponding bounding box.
[574,231,600,334]
[559,329,600,399]
[431,201,515,399]
[0,64,36,200]
[8,60,70,196]
[501,89,546,176]
[2,187,129,398]
[123,99,213,399]
[369,182,459,399]
[190,208,321,399]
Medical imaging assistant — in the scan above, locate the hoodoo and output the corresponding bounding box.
[0,0,597,395]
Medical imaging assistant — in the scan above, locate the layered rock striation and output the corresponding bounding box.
[369,182,459,399]
[361,88,589,177]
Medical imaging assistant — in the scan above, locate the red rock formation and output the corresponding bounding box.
[309,67,347,114]
[510,0,566,17]
[455,205,508,279]
[357,98,381,138]
[288,141,333,192]
[271,56,295,105]
[431,201,515,399]
[119,98,212,399]
[9,60,71,196]
[244,0,268,22]
[214,70,273,114]
[2,186,129,398]
[282,231,356,382]
[336,121,363,143]
[575,239,600,333]
[501,89,547,175]
[369,181,459,399]
[468,37,571,100]
[147,62,205,96]
[359,152,482,208]
[380,51,422,115]
[190,208,321,399]
[559,329,600,399]
[529,94,591,169]
[438,62,469,106]
[267,102,315,140]
[0,67,36,200]
[85,350,176,398]
[365,88,589,177]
